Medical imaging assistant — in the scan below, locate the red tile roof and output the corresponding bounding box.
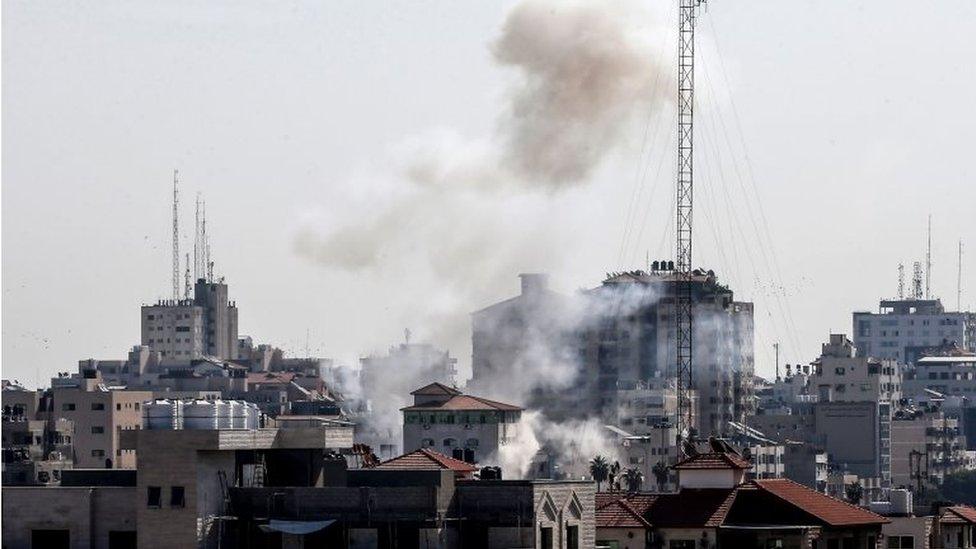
[752,479,888,527]
[942,506,976,525]
[373,448,477,474]
[410,382,462,396]
[595,496,652,529]
[401,394,522,412]
[246,372,298,385]
[672,452,751,470]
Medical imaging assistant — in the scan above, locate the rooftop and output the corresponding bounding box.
[673,452,752,471]
[941,506,976,525]
[373,448,477,475]
[410,382,462,396]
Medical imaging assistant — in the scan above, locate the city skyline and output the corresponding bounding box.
[4,0,975,388]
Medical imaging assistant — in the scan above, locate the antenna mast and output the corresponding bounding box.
[184,253,191,300]
[926,215,932,299]
[897,264,905,300]
[172,170,180,301]
[675,0,703,445]
[959,239,964,311]
[913,261,924,299]
[194,194,202,281]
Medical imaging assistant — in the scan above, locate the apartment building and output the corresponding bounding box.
[141,278,239,362]
[402,383,522,464]
[812,334,902,404]
[50,371,151,469]
[891,407,969,489]
[853,298,976,364]
[471,270,754,437]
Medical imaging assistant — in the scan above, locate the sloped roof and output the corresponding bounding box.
[373,448,477,474]
[673,452,752,470]
[247,372,298,385]
[942,506,976,525]
[752,479,888,527]
[647,489,738,528]
[595,495,652,529]
[410,382,462,396]
[402,394,522,412]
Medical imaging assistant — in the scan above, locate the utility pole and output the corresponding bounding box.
[675,0,704,448]
[172,170,180,302]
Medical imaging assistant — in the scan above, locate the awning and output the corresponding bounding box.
[258,519,336,535]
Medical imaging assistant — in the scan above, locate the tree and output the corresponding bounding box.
[589,455,610,491]
[623,467,645,493]
[845,481,863,505]
[938,470,976,505]
[652,461,669,492]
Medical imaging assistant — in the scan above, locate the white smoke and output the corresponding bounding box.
[495,411,621,479]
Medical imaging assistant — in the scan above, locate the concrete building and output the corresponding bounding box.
[141,278,239,362]
[361,336,458,391]
[782,441,828,493]
[935,505,976,549]
[903,350,976,401]
[815,400,892,486]
[49,370,151,469]
[470,270,754,438]
[122,420,354,549]
[402,383,522,464]
[853,298,976,364]
[2,471,138,549]
[891,407,969,489]
[812,333,902,404]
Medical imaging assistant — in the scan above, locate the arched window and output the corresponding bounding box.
[465,438,479,448]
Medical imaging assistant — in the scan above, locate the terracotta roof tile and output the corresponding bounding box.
[410,382,462,396]
[752,479,888,527]
[373,448,477,475]
[672,452,751,470]
[401,394,522,412]
[596,496,652,529]
[943,506,976,524]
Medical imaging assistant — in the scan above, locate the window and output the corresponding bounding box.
[887,536,915,548]
[91,403,105,411]
[147,486,162,508]
[540,527,553,549]
[566,525,579,549]
[170,486,186,508]
[116,403,122,411]
[91,426,105,434]
[466,438,479,448]
[443,438,457,448]
[92,449,105,457]
[62,403,76,411]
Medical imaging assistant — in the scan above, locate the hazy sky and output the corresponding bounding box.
[4,0,975,388]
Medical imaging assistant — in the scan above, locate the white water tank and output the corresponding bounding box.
[890,489,913,515]
[144,399,183,430]
[246,402,260,429]
[184,399,219,430]
[215,400,232,429]
[227,400,244,429]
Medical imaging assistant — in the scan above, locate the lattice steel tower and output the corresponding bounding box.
[172,169,180,301]
[675,0,704,442]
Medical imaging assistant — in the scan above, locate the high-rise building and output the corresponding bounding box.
[853,299,976,364]
[140,279,239,362]
[470,269,755,437]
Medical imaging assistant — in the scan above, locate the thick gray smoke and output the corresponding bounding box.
[493,0,662,186]
[295,0,673,474]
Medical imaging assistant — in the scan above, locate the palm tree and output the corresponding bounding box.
[589,455,610,491]
[623,467,644,493]
[652,461,669,492]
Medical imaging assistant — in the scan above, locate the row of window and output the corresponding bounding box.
[61,402,141,412]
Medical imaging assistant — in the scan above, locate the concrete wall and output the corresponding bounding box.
[2,486,136,549]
